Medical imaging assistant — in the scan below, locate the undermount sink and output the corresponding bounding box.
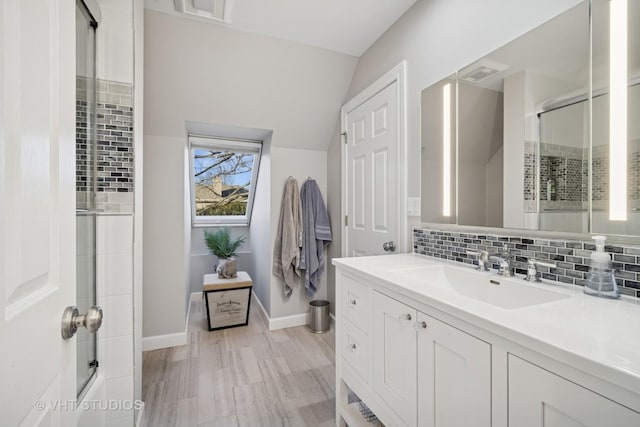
[393,264,571,309]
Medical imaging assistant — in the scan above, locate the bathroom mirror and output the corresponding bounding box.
[421,0,640,236]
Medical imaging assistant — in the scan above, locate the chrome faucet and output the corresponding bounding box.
[524,258,556,282]
[489,248,514,277]
[466,250,489,271]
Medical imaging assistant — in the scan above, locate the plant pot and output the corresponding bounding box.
[216,257,238,279]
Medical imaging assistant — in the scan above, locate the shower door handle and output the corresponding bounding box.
[61,305,103,339]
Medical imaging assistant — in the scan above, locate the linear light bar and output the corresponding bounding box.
[609,0,628,221]
[443,83,451,217]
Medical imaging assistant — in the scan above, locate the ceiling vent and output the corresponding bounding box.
[174,0,232,23]
[458,59,509,84]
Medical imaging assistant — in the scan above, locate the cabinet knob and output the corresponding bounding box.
[348,343,357,351]
[349,299,357,306]
[399,313,412,322]
[414,321,427,330]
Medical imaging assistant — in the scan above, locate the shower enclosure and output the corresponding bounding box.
[76,0,99,397]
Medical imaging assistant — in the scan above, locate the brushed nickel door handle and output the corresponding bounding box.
[61,305,103,339]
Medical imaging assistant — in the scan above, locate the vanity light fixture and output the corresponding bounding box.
[443,83,452,217]
[609,0,627,221]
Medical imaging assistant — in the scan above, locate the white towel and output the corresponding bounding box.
[272,177,303,298]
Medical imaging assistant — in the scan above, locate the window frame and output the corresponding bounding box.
[189,135,262,227]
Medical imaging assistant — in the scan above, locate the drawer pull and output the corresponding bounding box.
[399,313,412,322]
[414,321,427,330]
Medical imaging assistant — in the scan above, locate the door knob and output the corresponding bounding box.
[382,241,396,252]
[61,306,103,339]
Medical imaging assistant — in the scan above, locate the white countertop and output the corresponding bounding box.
[333,253,640,395]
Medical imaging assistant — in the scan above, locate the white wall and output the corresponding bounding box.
[249,136,272,314]
[270,147,329,319]
[326,0,582,308]
[144,10,356,334]
[144,10,357,147]
[142,135,188,338]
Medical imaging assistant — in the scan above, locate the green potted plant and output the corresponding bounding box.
[204,228,245,278]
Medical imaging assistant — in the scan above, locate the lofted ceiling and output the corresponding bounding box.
[144,0,417,57]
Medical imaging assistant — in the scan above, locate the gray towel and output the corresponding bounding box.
[272,177,303,298]
[299,179,332,298]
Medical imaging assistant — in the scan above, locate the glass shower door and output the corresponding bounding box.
[76,0,98,397]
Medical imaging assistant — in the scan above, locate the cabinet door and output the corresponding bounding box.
[417,312,491,427]
[509,355,640,427]
[372,291,417,427]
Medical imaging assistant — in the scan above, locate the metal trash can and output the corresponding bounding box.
[308,300,330,333]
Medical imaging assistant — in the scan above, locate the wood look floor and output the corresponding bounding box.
[142,297,336,427]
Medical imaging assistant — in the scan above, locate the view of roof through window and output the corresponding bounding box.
[193,149,255,216]
[190,136,262,225]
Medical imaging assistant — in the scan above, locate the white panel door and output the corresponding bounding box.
[509,355,640,427]
[417,312,491,427]
[345,82,398,257]
[372,291,417,427]
[0,0,77,426]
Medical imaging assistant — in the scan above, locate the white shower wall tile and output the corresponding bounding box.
[105,375,134,422]
[101,294,133,339]
[99,335,134,380]
[95,213,134,422]
[97,253,133,297]
[97,215,133,255]
[106,414,135,427]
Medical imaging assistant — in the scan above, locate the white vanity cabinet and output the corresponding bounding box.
[508,355,640,427]
[352,288,492,427]
[417,310,491,427]
[334,257,640,427]
[372,291,418,426]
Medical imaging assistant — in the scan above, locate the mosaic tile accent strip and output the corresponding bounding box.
[523,140,640,207]
[76,77,134,194]
[413,227,640,299]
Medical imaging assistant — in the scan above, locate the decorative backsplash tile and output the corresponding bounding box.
[76,77,134,213]
[76,77,134,194]
[413,227,640,298]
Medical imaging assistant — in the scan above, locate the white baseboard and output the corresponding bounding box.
[142,331,187,351]
[142,293,194,351]
[250,294,337,331]
[251,292,269,323]
[269,312,310,330]
[250,293,311,331]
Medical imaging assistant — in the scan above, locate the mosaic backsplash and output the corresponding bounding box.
[413,227,640,298]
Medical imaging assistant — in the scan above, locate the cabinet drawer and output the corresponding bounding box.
[341,275,371,332]
[341,319,369,383]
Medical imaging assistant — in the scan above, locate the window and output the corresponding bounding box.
[189,135,262,226]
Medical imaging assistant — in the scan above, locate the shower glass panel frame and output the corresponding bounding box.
[76,0,98,398]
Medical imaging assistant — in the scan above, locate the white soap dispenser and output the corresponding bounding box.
[584,236,620,299]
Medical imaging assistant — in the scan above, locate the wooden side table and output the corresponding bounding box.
[202,271,253,331]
